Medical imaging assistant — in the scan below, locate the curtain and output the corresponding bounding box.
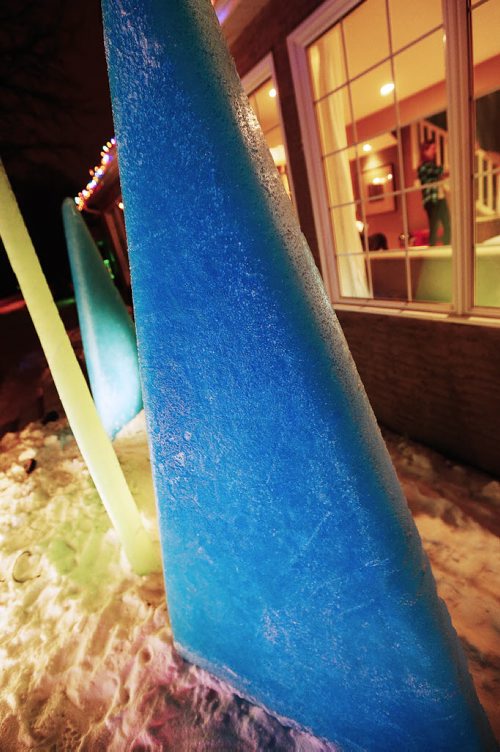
[309,35,369,298]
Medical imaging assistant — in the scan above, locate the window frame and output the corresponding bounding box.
[287,0,500,324]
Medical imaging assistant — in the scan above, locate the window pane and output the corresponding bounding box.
[370,253,407,300]
[266,124,284,150]
[405,181,452,251]
[400,118,449,191]
[248,93,257,114]
[315,86,354,155]
[475,230,500,308]
[331,206,364,255]
[330,204,369,298]
[252,78,280,134]
[394,30,446,127]
[472,0,500,308]
[472,0,500,68]
[418,176,452,248]
[247,77,292,202]
[360,188,404,252]
[342,0,389,80]
[334,249,370,299]
[358,131,398,159]
[324,148,361,208]
[308,25,347,101]
[412,249,452,303]
[388,0,442,54]
[359,133,399,198]
[350,62,397,141]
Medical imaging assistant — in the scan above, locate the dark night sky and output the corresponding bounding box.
[1,0,114,297]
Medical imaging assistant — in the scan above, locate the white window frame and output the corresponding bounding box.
[287,0,500,326]
[242,53,296,206]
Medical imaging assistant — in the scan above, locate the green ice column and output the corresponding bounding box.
[102,1,495,749]
[62,199,142,438]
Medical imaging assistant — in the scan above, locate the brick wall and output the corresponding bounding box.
[337,311,500,476]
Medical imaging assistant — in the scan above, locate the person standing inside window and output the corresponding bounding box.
[418,139,451,246]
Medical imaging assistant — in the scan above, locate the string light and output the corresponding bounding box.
[75,137,116,211]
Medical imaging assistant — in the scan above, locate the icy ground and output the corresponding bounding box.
[0,413,498,750]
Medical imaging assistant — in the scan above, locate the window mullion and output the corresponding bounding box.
[443,0,475,314]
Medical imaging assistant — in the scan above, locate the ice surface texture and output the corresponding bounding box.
[62,199,143,438]
[102,1,494,749]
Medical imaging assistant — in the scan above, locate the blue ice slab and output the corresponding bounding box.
[62,199,142,438]
[102,1,495,748]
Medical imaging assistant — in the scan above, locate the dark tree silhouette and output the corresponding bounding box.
[0,0,89,165]
[0,0,113,297]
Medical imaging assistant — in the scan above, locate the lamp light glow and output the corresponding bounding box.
[380,82,395,96]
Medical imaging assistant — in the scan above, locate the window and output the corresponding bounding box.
[472,0,500,309]
[288,0,500,319]
[242,55,294,202]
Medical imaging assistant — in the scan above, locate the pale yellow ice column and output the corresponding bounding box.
[0,162,161,575]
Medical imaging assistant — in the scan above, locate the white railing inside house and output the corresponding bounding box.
[411,120,500,217]
[475,148,500,217]
[411,120,449,171]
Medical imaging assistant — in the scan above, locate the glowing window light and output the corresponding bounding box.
[372,172,393,186]
[380,82,395,96]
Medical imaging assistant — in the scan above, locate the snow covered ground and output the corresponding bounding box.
[0,412,498,750]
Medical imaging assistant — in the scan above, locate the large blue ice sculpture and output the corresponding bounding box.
[102,1,495,749]
[62,198,142,438]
